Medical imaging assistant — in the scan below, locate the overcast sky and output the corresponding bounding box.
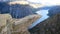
[1,0,60,6]
[27,0,60,6]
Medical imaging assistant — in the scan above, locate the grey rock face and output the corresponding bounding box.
[0,2,10,14]
[10,4,33,18]
[0,2,35,19]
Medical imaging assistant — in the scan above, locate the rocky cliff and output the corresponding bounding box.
[0,14,41,34]
[29,14,60,34]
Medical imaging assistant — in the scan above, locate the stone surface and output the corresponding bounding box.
[0,2,36,19]
[0,14,12,34]
[0,14,41,34]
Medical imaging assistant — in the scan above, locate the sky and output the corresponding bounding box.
[1,0,60,6]
[27,0,60,6]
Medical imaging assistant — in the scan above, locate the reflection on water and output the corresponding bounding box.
[29,9,49,29]
[36,10,49,16]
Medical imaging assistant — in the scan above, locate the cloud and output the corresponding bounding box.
[27,0,60,6]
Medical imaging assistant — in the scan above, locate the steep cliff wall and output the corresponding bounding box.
[29,14,60,34]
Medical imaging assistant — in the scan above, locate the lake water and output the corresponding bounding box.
[29,9,49,29]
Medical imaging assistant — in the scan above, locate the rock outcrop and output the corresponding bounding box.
[0,14,12,34]
[0,14,41,34]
